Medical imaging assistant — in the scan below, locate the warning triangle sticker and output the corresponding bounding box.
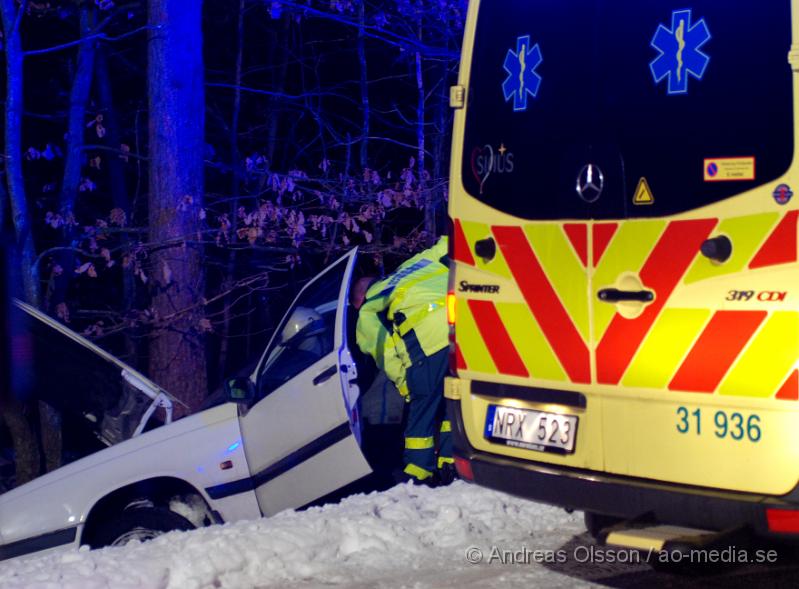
[633,177,654,206]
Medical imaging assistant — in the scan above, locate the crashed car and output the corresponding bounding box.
[0,249,397,560]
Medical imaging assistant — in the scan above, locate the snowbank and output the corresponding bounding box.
[0,482,587,588]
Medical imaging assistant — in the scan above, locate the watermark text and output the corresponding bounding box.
[464,544,779,566]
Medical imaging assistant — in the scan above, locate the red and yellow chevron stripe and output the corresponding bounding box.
[452,211,799,400]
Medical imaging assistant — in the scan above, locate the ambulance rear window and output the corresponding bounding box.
[462,0,794,220]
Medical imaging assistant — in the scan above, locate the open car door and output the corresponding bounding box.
[239,248,372,516]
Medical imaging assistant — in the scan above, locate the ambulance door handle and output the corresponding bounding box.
[474,237,496,261]
[597,288,654,303]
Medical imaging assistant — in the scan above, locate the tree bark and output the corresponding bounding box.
[96,46,137,364]
[0,162,6,231]
[2,398,39,486]
[43,4,98,474]
[266,14,289,166]
[431,60,450,240]
[218,0,245,379]
[415,36,433,246]
[50,5,96,313]
[1,0,38,306]
[147,0,208,413]
[59,6,97,218]
[96,48,130,216]
[1,0,43,486]
[357,0,369,169]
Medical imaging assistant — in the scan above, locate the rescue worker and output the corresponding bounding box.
[352,236,454,485]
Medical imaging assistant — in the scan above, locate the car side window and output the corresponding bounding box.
[257,258,348,398]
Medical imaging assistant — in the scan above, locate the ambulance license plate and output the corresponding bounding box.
[484,405,578,454]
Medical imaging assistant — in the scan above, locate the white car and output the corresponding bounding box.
[0,249,377,560]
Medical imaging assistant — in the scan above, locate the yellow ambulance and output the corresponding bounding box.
[446,0,799,549]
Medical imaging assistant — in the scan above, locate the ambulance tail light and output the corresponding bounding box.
[447,291,458,376]
[766,508,799,533]
[454,456,474,482]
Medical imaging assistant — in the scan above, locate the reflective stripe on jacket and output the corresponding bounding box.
[356,236,449,396]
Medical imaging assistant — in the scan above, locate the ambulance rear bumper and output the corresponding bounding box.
[448,400,799,538]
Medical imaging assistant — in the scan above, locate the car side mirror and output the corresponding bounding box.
[225,377,254,403]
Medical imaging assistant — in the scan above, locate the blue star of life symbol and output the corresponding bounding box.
[650,9,711,95]
[503,35,542,111]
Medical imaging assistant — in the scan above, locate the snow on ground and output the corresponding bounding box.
[0,482,594,589]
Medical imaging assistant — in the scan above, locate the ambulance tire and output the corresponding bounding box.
[583,511,622,541]
[92,506,195,548]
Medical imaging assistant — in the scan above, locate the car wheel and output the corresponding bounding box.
[92,506,195,548]
[584,511,622,540]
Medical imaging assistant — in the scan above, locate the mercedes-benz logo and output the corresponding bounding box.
[575,163,604,203]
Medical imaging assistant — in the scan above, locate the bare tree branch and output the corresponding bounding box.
[24,24,161,57]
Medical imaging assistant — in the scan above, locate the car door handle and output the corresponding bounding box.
[313,365,338,385]
[597,288,654,303]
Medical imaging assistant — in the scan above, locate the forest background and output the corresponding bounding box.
[0,0,467,484]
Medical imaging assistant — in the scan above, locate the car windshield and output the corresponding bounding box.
[462,0,793,220]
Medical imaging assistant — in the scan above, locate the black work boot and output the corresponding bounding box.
[436,462,457,486]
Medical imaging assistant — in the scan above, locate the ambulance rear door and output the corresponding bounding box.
[590,1,799,495]
[451,0,627,473]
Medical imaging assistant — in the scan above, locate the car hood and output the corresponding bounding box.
[12,299,185,414]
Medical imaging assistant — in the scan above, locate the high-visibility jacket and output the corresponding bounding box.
[356,236,449,396]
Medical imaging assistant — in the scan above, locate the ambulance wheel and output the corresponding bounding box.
[92,506,194,548]
[584,511,622,540]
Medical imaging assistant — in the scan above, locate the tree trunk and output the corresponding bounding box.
[1,0,38,306]
[2,398,39,486]
[96,48,130,216]
[266,14,290,166]
[1,0,43,486]
[1,185,40,488]
[431,60,450,240]
[0,161,6,231]
[147,0,208,414]
[42,5,98,474]
[357,0,369,169]
[415,38,433,246]
[218,0,245,379]
[59,6,97,218]
[51,5,96,312]
[97,46,137,364]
